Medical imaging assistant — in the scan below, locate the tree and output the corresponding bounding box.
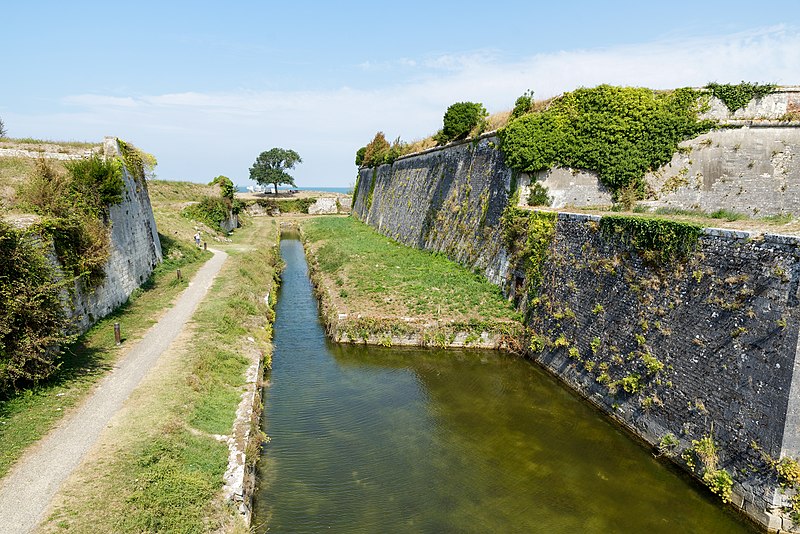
[249,148,302,195]
[0,116,6,138]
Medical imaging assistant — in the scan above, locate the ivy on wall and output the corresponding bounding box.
[500,206,557,291]
[705,82,777,112]
[499,85,715,198]
[599,215,702,265]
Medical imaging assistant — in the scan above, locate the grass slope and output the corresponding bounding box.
[301,216,520,324]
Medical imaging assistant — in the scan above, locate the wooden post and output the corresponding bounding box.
[114,323,121,345]
[203,242,207,251]
[177,269,182,281]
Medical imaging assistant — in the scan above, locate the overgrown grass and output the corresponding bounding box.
[148,180,226,241]
[0,138,99,149]
[41,218,278,533]
[248,197,317,214]
[0,233,210,478]
[148,179,215,203]
[302,216,519,323]
[652,207,748,222]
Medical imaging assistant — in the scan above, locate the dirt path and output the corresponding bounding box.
[0,249,228,534]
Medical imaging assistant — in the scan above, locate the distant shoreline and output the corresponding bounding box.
[237,185,351,194]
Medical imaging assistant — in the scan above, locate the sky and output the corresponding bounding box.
[2,1,799,188]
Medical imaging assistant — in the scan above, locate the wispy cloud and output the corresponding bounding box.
[15,26,800,186]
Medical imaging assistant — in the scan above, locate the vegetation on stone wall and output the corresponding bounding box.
[183,176,243,231]
[21,156,125,284]
[118,139,157,182]
[209,175,235,200]
[0,222,73,395]
[598,214,702,264]
[434,101,488,145]
[499,85,715,198]
[527,182,552,207]
[683,434,734,502]
[0,141,149,395]
[705,81,777,112]
[249,197,316,214]
[500,207,557,292]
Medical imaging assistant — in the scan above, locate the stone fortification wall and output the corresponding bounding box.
[490,88,800,215]
[68,137,162,331]
[354,135,513,287]
[644,125,800,216]
[702,86,800,122]
[529,215,800,530]
[352,138,800,530]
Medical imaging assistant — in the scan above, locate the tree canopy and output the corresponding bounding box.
[249,148,302,195]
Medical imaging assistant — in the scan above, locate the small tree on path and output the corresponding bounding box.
[249,148,302,195]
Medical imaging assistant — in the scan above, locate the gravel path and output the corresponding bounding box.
[0,249,228,534]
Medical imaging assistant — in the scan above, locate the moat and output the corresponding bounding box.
[253,232,757,533]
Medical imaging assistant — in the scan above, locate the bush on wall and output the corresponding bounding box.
[500,85,715,198]
[435,102,488,145]
[0,221,73,395]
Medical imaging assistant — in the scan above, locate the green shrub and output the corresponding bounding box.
[183,196,232,230]
[21,156,125,285]
[362,132,390,168]
[209,175,235,200]
[435,101,488,144]
[500,85,714,197]
[0,221,73,395]
[705,81,777,112]
[384,137,409,165]
[355,146,367,167]
[65,155,125,208]
[527,182,552,206]
[510,90,534,120]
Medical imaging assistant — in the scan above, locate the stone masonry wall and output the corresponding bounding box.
[352,135,800,530]
[516,88,800,214]
[354,134,513,287]
[528,215,800,530]
[68,137,162,332]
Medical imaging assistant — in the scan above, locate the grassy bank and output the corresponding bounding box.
[0,233,210,478]
[300,216,522,348]
[42,217,278,533]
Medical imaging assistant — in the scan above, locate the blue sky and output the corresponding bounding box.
[2,1,799,187]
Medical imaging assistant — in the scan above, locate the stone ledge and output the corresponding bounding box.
[702,227,753,240]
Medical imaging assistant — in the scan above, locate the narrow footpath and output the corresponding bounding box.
[0,249,228,534]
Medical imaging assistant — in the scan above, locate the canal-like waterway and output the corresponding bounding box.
[253,233,757,533]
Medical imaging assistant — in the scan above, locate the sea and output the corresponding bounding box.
[237,185,351,194]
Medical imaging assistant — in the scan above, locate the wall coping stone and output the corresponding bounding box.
[702,227,753,240]
[763,233,800,246]
[557,211,601,222]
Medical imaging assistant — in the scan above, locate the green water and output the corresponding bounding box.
[254,234,758,533]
